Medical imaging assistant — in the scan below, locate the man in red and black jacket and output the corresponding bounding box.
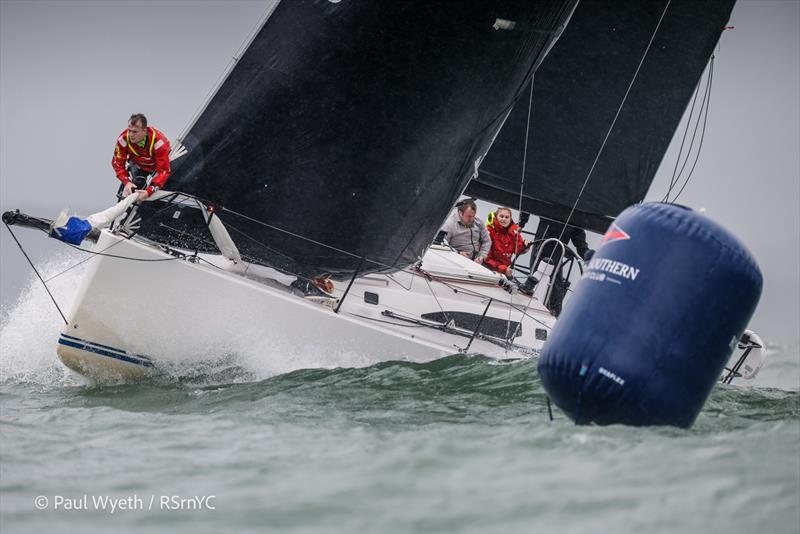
[112,113,171,200]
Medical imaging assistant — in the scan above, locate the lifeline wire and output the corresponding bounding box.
[63,243,182,263]
[43,193,190,283]
[44,237,128,283]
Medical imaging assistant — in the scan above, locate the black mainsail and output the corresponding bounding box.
[466,0,736,234]
[152,0,578,276]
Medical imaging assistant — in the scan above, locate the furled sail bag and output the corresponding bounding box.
[538,203,763,428]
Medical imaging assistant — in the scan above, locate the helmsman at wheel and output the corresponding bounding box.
[112,113,171,201]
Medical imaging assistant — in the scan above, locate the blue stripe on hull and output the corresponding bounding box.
[57,336,155,368]
[59,333,153,361]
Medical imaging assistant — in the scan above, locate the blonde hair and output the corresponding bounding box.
[495,207,513,218]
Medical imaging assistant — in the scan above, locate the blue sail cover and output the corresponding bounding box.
[50,217,92,245]
[466,0,737,234]
[138,0,578,276]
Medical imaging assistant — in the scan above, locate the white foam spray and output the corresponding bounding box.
[1,250,393,387]
[0,251,88,386]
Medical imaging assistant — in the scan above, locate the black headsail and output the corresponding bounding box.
[465,0,736,234]
[151,0,578,277]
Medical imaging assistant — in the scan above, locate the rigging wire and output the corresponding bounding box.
[439,0,579,249]
[156,213,530,335]
[4,223,67,325]
[161,218,482,330]
[422,274,452,325]
[5,3,585,354]
[44,239,124,283]
[37,229,181,286]
[663,55,714,201]
[427,275,554,331]
[210,212,534,332]
[503,0,672,330]
[557,0,673,240]
[62,243,183,263]
[221,219,299,265]
[509,78,537,338]
[42,193,192,283]
[154,221,321,288]
[0,222,125,284]
[220,207,402,273]
[667,56,715,203]
[670,86,713,201]
[6,195,554,353]
[384,272,414,292]
[664,69,704,198]
[3,215,168,291]
[167,1,579,295]
[514,80,535,240]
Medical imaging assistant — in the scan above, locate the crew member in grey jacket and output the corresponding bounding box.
[439,199,491,265]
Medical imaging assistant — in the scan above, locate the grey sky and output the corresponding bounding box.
[1,0,798,342]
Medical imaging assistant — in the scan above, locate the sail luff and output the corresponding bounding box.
[173,1,281,150]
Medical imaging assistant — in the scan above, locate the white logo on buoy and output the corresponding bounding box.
[598,367,625,386]
[584,258,640,282]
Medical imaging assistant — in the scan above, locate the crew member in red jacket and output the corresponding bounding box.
[485,207,532,278]
[112,113,171,200]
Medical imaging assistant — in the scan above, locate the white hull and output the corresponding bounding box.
[57,231,557,380]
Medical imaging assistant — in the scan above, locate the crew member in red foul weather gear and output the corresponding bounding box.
[112,113,171,201]
[485,207,532,278]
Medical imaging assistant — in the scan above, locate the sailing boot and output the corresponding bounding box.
[519,276,539,296]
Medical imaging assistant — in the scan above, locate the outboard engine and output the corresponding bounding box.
[538,203,763,428]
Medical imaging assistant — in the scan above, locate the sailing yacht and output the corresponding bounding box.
[3,0,754,381]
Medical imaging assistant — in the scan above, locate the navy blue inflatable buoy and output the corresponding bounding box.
[538,203,763,428]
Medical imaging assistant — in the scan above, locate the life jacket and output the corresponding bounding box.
[112,126,172,191]
[125,127,159,159]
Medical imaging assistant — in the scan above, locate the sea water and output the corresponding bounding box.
[1,255,798,534]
